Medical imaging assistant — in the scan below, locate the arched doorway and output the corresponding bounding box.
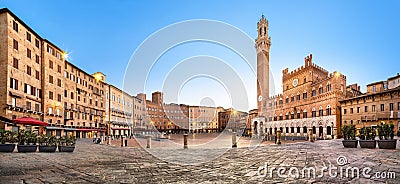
[274,127,277,134]
[303,126,307,134]
[269,127,272,134]
[312,126,316,134]
[327,126,332,135]
[319,126,323,138]
[253,121,258,134]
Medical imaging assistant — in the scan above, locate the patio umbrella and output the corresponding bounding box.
[13,117,48,126]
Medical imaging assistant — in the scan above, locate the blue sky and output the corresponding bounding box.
[1,0,399,111]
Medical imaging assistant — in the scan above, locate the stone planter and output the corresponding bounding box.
[17,145,37,153]
[342,140,358,148]
[39,145,57,152]
[377,139,397,149]
[0,144,16,152]
[58,146,75,152]
[359,140,376,149]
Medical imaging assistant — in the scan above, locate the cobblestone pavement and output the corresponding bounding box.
[0,138,399,184]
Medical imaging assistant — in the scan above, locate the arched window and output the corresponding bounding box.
[326,82,332,92]
[312,108,316,117]
[326,105,332,115]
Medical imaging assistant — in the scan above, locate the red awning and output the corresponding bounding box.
[111,127,130,130]
[13,117,48,126]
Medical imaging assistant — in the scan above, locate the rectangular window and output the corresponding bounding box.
[13,58,18,69]
[291,96,294,102]
[13,39,18,50]
[12,21,18,32]
[357,107,360,113]
[303,93,307,99]
[35,71,40,80]
[372,105,376,112]
[24,84,31,94]
[398,102,400,110]
[49,91,53,100]
[319,87,323,94]
[372,85,376,92]
[296,95,300,100]
[11,98,16,107]
[350,108,353,114]
[26,32,31,42]
[27,66,31,76]
[312,111,316,117]
[57,94,62,102]
[71,92,74,99]
[344,109,347,114]
[365,106,368,112]
[49,75,53,84]
[26,101,31,110]
[389,103,394,111]
[10,78,18,90]
[57,79,61,87]
[35,54,40,64]
[380,104,384,111]
[47,46,53,55]
[48,107,53,114]
[27,48,31,58]
[35,39,40,48]
[64,90,68,97]
[49,60,53,69]
[57,65,61,73]
[56,52,61,59]
[35,104,40,112]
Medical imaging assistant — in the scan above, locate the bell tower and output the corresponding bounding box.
[256,15,271,116]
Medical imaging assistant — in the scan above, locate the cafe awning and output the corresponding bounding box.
[13,117,48,126]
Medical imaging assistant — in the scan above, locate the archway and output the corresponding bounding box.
[303,126,307,134]
[319,126,323,137]
[260,122,264,134]
[312,126,316,134]
[327,126,332,135]
[253,121,258,134]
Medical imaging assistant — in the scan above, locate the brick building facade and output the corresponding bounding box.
[252,16,347,139]
[340,74,400,134]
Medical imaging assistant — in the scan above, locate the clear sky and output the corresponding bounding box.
[1,0,399,111]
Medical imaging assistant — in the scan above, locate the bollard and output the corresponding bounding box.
[183,134,188,149]
[276,130,281,144]
[125,139,128,147]
[146,135,151,148]
[121,136,124,147]
[232,132,237,148]
[309,129,314,142]
[107,136,111,145]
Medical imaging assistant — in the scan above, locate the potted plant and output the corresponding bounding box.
[58,135,76,152]
[38,134,57,152]
[0,130,16,152]
[17,130,38,153]
[377,122,397,149]
[341,124,358,148]
[358,126,376,148]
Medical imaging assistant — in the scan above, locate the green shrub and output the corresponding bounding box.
[377,122,395,140]
[358,126,376,140]
[341,124,356,140]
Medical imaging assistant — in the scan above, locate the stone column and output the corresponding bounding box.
[232,132,237,148]
[183,134,188,149]
[309,128,314,142]
[276,130,281,144]
[146,135,151,148]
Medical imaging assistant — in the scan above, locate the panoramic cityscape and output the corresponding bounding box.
[0,1,399,183]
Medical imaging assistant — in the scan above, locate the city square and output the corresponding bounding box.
[1,1,400,183]
[0,137,399,183]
